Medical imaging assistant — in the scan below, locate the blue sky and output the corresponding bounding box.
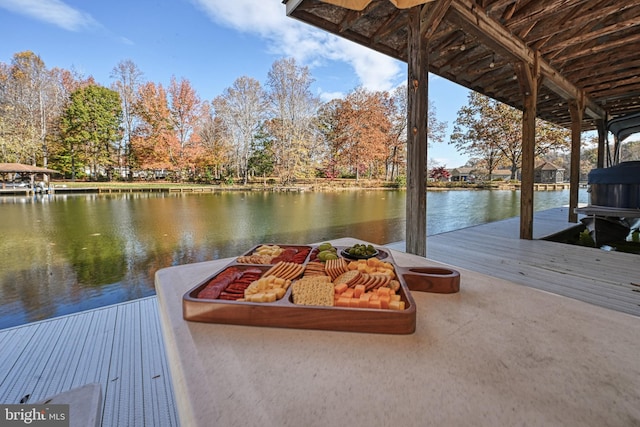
[0,0,474,167]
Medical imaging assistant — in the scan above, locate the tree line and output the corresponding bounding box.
[450,92,640,181]
[0,51,446,184]
[3,50,631,185]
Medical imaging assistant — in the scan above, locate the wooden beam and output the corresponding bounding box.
[448,0,605,120]
[406,5,429,256]
[552,32,640,63]
[372,9,405,43]
[544,17,640,55]
[420,0,452,39]
[514,57,540,239]
[485,0,518,15]
[339,9,364,33]
[524,1,638,45]
[596,118,606,169]
[568,97,584,223]
[507,0,593,29]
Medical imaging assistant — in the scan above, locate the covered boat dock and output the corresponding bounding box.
[285,0,640,255]
[0,163,60,194]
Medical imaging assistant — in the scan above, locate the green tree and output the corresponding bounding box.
[248,124,275,179]
[59,85,122,180]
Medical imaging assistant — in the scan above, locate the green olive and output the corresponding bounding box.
[318,242,332,252]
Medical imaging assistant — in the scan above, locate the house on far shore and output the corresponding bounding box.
[534,162,565,183]
[450,167,512,182]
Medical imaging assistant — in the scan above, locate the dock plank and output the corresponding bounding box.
[389,207,640,317]
[140,297,179,426]
[68,306,116,391]
[0,327,37,394]
[0,297,177,427]
[103,299,144,427]
[32,314,94,401]
[0,319,68,404]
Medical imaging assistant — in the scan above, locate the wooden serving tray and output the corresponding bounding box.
[182,244,417,334]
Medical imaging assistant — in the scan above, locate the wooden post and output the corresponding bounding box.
[405,6,428,256]
[568,98,584,223]
[515,59,539,240]
[596,118,606,169]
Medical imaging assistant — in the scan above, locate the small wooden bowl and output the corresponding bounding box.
[400,267,460,294]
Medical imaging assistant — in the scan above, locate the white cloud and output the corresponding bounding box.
[191,0,404,93]
[119,36,134,46]
[317,90,345,103]
[0,0,99,31]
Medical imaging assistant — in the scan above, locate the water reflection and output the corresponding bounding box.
[0,189,586,329]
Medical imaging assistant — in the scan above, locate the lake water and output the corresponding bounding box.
[0,188,587,329]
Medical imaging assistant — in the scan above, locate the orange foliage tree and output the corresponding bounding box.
[132,77,205,181]
[168,76,205,179]
[331,87,392,180]
[131,82,176,175]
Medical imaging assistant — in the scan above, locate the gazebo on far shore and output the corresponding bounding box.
[0,163,60,189]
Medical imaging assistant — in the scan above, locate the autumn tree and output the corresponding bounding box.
[59,85,122,180]
[316,99,341,178]
[450,92,506,179]
[429,165,451,181]
[111,59,144,180]
[620,139,640,161]
[265,58,320,183]
[213,76,266,183]
[451,92,570,180]
[197,103,232,180]
[131,82,176,175]
[331,87,392,179]
[0,62,12,162]
[168,76,204,179]
[386,86,407,181]
[0,51,62,168]
[387,84,447,180]
[426,99,447,146]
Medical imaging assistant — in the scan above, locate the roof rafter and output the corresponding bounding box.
[448,0,605,119]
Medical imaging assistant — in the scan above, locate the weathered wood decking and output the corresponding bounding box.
[390,206,640,317]
[1,207,638,426]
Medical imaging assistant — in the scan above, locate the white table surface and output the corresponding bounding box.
[155,238,640,427]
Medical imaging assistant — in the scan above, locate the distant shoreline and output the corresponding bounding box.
[0,179,579,196]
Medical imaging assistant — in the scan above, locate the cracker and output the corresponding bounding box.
[292,277,334,306]
[334,270,361,287]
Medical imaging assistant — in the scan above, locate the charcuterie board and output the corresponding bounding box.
[182,243,417,334]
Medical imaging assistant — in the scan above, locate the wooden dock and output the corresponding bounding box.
[0,207,637,426]
[0,297,178,426]
[390,206,640,317]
